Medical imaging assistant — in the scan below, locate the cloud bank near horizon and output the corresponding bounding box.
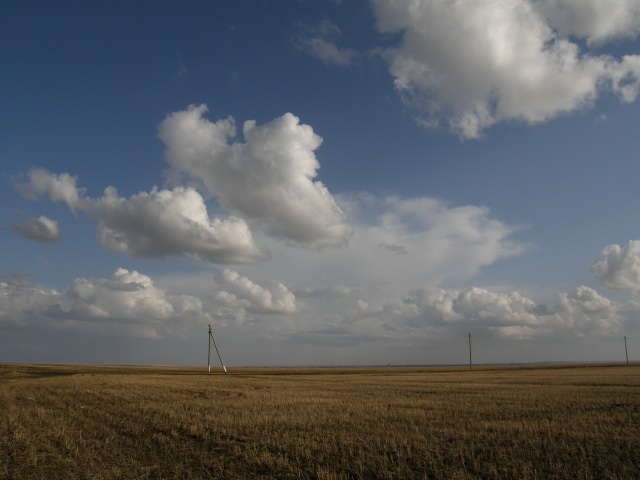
[1,249,636,349]
[8,104,640,360]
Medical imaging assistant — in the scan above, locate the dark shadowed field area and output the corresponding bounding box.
[1,363,639,479]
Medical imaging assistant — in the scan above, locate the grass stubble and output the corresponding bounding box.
[0,363,638,479]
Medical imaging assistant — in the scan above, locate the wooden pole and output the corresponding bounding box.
[468,333,472,370]
[624,336,629,366]
[208,325,212,373]
[209,325,227,373]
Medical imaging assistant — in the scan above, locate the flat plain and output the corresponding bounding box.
[1,363,639,479]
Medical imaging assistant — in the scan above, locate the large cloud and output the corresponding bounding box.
[158,105,352,248]
[591,240,640,292]
[371,0,640,138]
[12,215,60,243]
[19,168,265,264]
[0,269,211,338]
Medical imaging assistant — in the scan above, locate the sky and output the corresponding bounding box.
[2,0,640,367]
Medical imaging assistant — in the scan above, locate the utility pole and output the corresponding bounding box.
[208,325,212,373]
[624,336,629,366]
[468,333,472,370]
[208,324,228,373]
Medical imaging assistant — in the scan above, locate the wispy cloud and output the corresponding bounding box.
[294,20,359,67]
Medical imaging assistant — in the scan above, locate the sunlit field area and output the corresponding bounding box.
[1,363,639,479]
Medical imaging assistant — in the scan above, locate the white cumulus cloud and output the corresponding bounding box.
[591,240,640,292]
[214,268,297,314]
[371,0,640,138]
[84,186,265,264]
[383,286,544,334]
[555,285,625,334]
[158,104,352,249]
[359,283,626,341]
[18,169,265,264]
[0,268,211,338]
[452,288,541,326]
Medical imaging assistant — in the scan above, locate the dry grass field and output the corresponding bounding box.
[1,363,639,479]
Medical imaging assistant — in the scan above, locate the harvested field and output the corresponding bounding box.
[1,363,639,479]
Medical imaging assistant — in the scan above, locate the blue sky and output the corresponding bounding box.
[3,0,640,366]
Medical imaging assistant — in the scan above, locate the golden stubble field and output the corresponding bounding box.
[1,363,639,479]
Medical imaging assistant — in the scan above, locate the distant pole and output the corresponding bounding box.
[468,333,472,370]
[208,325,212,373]
[209,325,228,373]
[624,336,629,366]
